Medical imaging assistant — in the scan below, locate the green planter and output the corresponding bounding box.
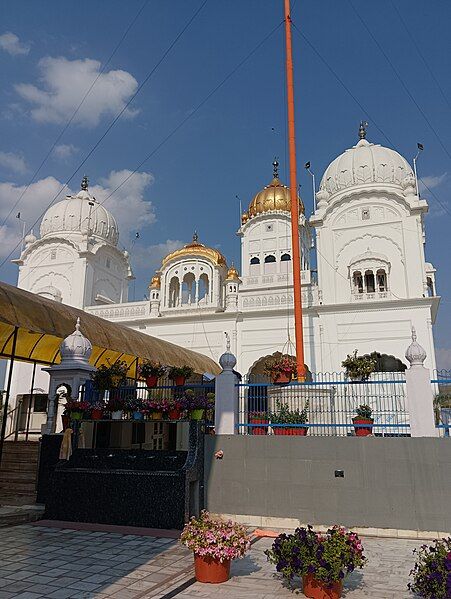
[190,409,204,421]
[70,411,83,420]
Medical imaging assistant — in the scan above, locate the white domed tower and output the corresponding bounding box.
[13,176,134,308]
[310,123,439,371]
[238,160,312,310]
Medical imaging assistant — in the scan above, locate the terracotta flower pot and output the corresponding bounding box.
[272,371,292,384]
[249,417,268,435]
[146,375,158,388]
[91,409,103,420]
[70,411,83,420]
[190,409,204,421]
[173,376,186,386]
[273,426,308,436]
[168,409,181,420]
[352,417,374,437]
[194,554,231,584]
[302,574,343,599]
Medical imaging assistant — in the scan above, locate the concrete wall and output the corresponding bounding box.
[204,436,451,533]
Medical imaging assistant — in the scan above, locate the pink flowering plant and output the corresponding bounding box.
[264,355,297,376]
[65,400,90,413]
[180,511,250,562]
[265,525,367,586]
[408,537,451,598]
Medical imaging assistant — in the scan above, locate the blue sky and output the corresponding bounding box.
[0,0,450,368]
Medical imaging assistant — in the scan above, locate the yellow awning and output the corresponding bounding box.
[0,280,220,376]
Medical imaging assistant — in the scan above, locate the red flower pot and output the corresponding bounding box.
[91,409,103,420]
[173,376,186,386]
[168,409,181,420]
[249,417,268,435]
[146,375,158,388]
[272,371,292,384]
[273,426,308,436]
[302,574,343,599]
[194,554,231,583]
[352,417,374,437]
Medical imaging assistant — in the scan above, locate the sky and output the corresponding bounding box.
[0,0,450,369]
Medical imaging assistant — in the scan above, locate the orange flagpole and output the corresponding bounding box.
[284,0,306,380]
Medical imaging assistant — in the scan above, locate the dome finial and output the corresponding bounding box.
[358,121,368,140]
[192,231,198,243]
[75,317,81,332]
[81,175,89,191]
[272,157,279,179]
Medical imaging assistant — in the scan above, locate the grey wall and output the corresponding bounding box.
[204,436,451,532]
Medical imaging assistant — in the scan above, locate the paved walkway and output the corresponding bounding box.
[0,524,423,598]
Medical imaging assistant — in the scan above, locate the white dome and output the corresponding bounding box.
[318,134,414,201]
[60,317,92,364]
[40,177,119,246]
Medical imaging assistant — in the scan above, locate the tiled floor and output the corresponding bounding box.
[0,524,423,598]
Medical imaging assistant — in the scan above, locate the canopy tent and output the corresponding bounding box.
[0,280,220,376]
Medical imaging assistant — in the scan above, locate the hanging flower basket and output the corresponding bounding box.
[194,554,231,584]
[273,371,292,384]
[302,574,343,599]
[264,355,297,384]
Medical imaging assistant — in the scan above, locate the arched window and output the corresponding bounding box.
[280,253,291,261]
[426,277,434,297]
[264,255,276,263]
[376,269,387,292]
[250,257,260,265]
[353,271,363,294]
[182,273,196,305]
[168,277,180,308]
[364,270,375,293]
[198,273,210,304]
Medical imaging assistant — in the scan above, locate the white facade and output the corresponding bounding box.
[7,132,441,416]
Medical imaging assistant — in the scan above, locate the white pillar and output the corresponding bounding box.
[215,336,239,435]
[405,327,438,437]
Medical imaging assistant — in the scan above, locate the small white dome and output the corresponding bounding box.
[60,317,92,364]
[319,129,414,201]
[40,176,119,246]
[24,230,37,247]
[219,351,237,371]
[405,327,426,366]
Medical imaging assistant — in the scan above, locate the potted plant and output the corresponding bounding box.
[144,394,168,420]
[353,404,374,437]
[205,392,215,421]
[341,350,377,381]
[105,396,124,420]
[408,537,451,598]
[91,361,128,391]
[90,400,105,420]
[265,525,367,599]
[264,355,297,384]
[109,360,128,387]
[249,411,269,435]
[168,365,194,387]
[65,400,90,421]
[167,397,184,420]
[183,390,205,420]
[180,510,250,584]
[138,360,166,388]
[126,397,145,420]
[270,400,309,436]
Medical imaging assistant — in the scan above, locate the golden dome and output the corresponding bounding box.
[149,274,160,289]
[161,233,227,268]
[241,212,249,224]
[247,160,304,219]
[226,264,241,281]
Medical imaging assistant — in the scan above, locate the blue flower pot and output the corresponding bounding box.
[132,411,144,420]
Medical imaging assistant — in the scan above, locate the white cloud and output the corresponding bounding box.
[0,32,30,56]
[436,348,451,372]
[419,173,447,194]
[0,151,27,174]
[0,169,154,259]
[15,57,139,126]
[132,239,183,271]
[53,144,78,160]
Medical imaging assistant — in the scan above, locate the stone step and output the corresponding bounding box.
[0,480,36,493]
[0,470,37,481]
[0,504,44,528]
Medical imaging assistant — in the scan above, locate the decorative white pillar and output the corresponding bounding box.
[215,334,239,435]
[42,318,96,434]
[405,327,438,437]
[149,275,161,317]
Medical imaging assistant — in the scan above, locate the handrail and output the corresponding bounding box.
[2,403,21,440]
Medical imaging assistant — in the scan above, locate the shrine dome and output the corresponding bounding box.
[317,123,414,203]
[40,176,119,246]
[243,159,304,222]
[161,233,227,268]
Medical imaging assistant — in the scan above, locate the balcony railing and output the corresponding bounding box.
[352,291,390,301]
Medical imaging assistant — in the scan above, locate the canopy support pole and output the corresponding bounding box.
[0,326,18,467]
[25,361,37,442]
